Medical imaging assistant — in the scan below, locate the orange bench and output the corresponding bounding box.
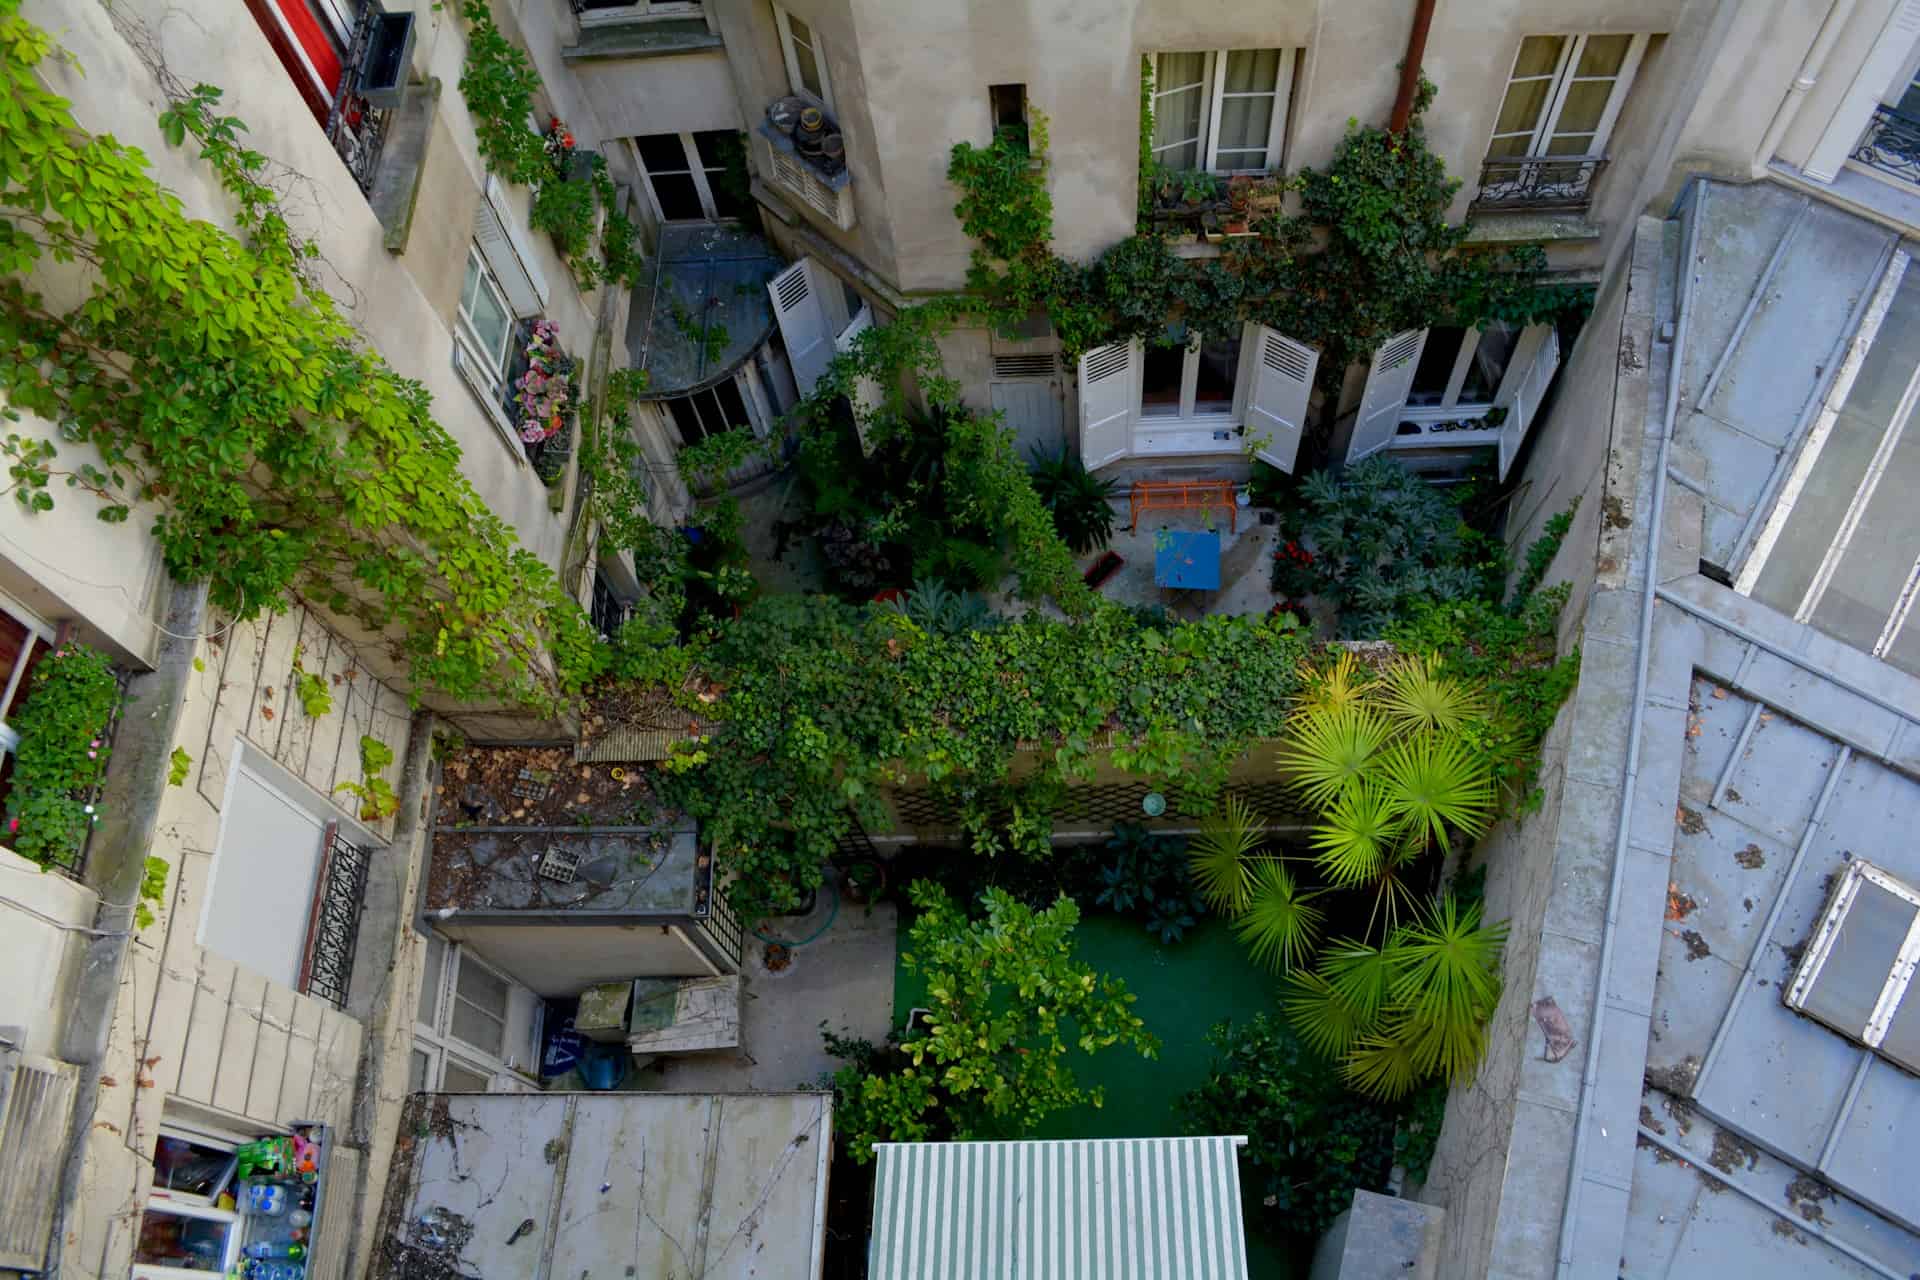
[1128,479,1239,533]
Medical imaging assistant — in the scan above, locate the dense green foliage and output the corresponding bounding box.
[652,597,1311,919]
[1029,445,1119,554]
[1278,459,1504,636]
[4,643,117,868]
[455,0,642,287]
[0,12,598,713]
[1078,823,1203,944]
[1182,1014,1403,1237]
[828,881,1158,1160]
[947,86,1587,461]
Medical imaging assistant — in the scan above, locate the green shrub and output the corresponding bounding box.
[827,882,1159,1160]
[5,644,119,868]
[1065,823,1202,943]
[1029,445,1119,553]
[1181,1013,1402,1238]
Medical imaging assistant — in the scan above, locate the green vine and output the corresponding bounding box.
[455,0,642,287]
[3,642,117,870]
[334,734,399,821]
[0,14,600,715]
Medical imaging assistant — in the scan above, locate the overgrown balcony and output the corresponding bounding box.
[756,97,856,231]
[1140,169,1283,240]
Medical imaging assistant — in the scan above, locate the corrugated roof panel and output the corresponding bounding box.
[867,1137,1249,1280]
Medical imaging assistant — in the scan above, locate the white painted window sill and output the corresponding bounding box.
[451,342,530,465]
[1132,419,1242,456]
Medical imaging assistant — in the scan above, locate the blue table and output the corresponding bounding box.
[1154,529,1222,591]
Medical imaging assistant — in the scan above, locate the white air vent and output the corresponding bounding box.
[0,1050,79,1271]
[1785,860,1920,1071]
[992,355,1057,380]
[537,846,582,884]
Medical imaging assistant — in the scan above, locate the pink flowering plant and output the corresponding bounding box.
[514,319,576,444]
[4,642,119,868]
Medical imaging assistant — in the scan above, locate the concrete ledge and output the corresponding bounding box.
[1464,210,1604,245]
[370,79,439,255]
[560,19,721,62]
[1309,1190,1443,1280]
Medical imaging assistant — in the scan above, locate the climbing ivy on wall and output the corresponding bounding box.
[455,0,643,287]
[0,7,600,713]
[946,81,1590,457]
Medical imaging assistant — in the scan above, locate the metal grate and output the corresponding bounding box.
[323,6,393,200]
[1851,105,1920,187]
[992,355,1056,379]
[1470,154,1606,212]
[0,1049,79,1271]
[298,823,371,1011]
[537,845,581,884]
[510,767,554,802]
[694,867,744,968]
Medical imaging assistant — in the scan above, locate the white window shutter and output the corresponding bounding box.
[1348,329,1427,463]
[1078,340,1137,470]
[474,175,548,317]
[768,257,833,397]
[1496,324,1561,480]
[1246,326,1318,473]
[834,304,883,453]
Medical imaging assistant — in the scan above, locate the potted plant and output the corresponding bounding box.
[842,859,887,905]
[1225,175,1253,235]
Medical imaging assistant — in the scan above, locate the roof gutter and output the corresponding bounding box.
[1553,177,1706,1278]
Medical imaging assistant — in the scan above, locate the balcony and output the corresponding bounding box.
[1470,154,1607,213]
[757,98,855,231]
[322,7,406,199]
[1850,105,1920,189]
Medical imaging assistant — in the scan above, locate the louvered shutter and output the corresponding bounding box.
[768,257,833,397]
[1496,324,1561,480]
[835,304,884,453]
[474,176,548,317]
[1246,326,1318,473]
[1348,329,1427,463]
[1077,340,1136,470]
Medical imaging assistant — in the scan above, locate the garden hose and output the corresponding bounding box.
[749,878,841,948]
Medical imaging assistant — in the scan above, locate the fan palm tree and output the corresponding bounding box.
[1340,1028,1422,1100]
[1190,795,1264,913]
[1283,969,1366,1061]
[1279,704,1392,812]
[1375,654,1485,736]
[1307,781,1397,889]
[1233,859,1323,972]
[1377,731,1495,854]
[1387,893,1507,1082]
[1294,650,1374,717]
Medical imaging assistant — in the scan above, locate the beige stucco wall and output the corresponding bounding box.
[712,0,1733,297]
[60,600,422,1278]
[0,848,97,1060]
[574,48,746,139]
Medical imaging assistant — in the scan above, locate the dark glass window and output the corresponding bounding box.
[1408,326,1466,406]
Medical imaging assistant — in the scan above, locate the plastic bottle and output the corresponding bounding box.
[286,1208,312,1229]
[243,1241,305,1261]
[246,1183,287,1216]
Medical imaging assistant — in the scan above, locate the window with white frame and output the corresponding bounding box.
[1150,50,1296,173]
[632,131,751,223]
[1487,33,1650,161]
[774,5,833,110]
[575,0,701,23]
[1348,323,1563,480]
[1078,323,1319,473]
[411,936,542,1092]
[457,245,514,382]
[0,596,55,815]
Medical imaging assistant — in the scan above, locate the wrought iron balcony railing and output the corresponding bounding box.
[298,822,371,1010]
[1851,105,1920,187]
[1470,154,1607,212]
[323,8,393,200]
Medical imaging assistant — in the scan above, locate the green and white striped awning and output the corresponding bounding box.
[867,1136,1251,1280]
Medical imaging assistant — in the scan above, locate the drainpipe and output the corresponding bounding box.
[1389,0,1439,134]
[44,579,208,1279]
[1755,0,1861,170]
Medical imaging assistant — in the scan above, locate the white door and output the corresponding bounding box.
[767,258,833,398]
[1245,326,1318,473]
[1349,329,1427,463]
[201,762,328,988]
[1495,324,1561,480]
[834,303,883,452]
[1077,341,1137,470]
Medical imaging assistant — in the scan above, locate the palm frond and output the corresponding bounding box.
[1190,794,1264,914]
[1377,731,1495,854]
[1340,1029,1422,1101]
[1399,1002,1495,1085]
[1318,938,1396,1023]
[1278,705,1392,812]
[1282,970,1365,1061]
[1308,781,1396,888]
[1386,893,1508,1043]
[1374,654,1486,736]
[1294,650,1375,717]
[1233,859,1323,972]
